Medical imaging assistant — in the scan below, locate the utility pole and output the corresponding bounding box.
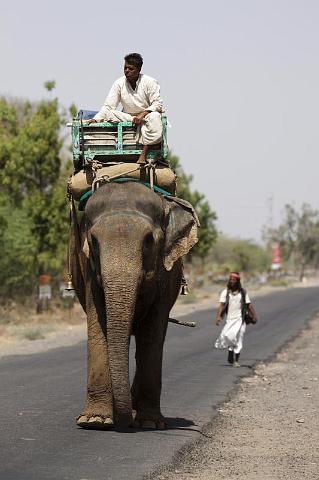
[266,195,274,232]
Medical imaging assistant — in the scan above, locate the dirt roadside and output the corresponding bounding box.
[146,314,319,480]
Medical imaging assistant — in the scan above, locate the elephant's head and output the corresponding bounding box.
[84,182,199,425]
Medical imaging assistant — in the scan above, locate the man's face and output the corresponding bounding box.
[124,62,140,81]
[229,277,239,289]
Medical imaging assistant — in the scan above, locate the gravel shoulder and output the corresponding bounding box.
[147,313,319,480]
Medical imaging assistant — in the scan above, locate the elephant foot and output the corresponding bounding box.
[76,414,114,430]
[133,418,167,430]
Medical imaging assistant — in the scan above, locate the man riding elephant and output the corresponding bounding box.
[85,52,164,165]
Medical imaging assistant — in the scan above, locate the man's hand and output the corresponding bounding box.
[133,112,149,125]
[215,303,225,326]
[248,304,257,324]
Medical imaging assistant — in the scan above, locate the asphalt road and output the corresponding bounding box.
[1,287,319,480]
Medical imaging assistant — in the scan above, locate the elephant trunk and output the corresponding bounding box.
[102,260,141,427]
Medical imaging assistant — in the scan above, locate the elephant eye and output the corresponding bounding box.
[143,232,154,249]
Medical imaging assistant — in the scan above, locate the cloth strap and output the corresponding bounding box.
[78,177,172,211]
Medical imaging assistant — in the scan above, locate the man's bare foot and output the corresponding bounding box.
[137,145,149,164]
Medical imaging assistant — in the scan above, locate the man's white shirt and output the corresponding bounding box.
[220,289,251,321]
[94,74,164,121]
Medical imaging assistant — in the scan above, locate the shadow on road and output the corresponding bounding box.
[217,363,254,369]
[77,417,197,434]
[165,416,196,429]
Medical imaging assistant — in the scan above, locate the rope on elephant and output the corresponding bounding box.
[92,163,147,191]
[78,178,172,211]
[91,158,168,193]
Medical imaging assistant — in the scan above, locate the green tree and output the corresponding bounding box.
[0,203,37,297]
[209,235,269,275]
[0,83,72,298]
[263,203,319,279]
[44,80,56,92]
[169,154,218,258]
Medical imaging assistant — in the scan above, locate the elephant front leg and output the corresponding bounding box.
[132,319,167,430]
[76,281,114,429]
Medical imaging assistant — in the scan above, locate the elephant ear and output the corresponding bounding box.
[163,196,200,271]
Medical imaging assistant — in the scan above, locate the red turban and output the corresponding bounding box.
[229,272,241,280]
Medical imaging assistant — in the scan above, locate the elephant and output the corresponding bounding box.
[70,181,199,429]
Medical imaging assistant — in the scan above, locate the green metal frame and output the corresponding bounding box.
[71,116,168,169]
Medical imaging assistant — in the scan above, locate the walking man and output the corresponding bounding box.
[214,272,257,366]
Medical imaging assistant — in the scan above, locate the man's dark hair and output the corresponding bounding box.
[124,53,143,70]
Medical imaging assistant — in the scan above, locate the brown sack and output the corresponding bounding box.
[69,169,94,200]
[70,163,177,200]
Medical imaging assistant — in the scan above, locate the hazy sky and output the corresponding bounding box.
[1,0,319,242]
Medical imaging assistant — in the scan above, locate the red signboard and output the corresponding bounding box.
[39,274,51,285]
[271,242,282,268]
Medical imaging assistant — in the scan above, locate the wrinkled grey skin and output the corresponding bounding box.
[70,182,198,429]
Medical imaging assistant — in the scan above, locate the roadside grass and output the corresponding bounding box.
[0,300,85,327]
[19,326,51,341]
[0,300,86,343]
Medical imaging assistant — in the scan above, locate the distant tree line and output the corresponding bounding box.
[209,235,270,275]
[263,203,319,280]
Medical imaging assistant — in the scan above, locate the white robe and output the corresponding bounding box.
[215,289,250,354]
[94,74,164,145]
